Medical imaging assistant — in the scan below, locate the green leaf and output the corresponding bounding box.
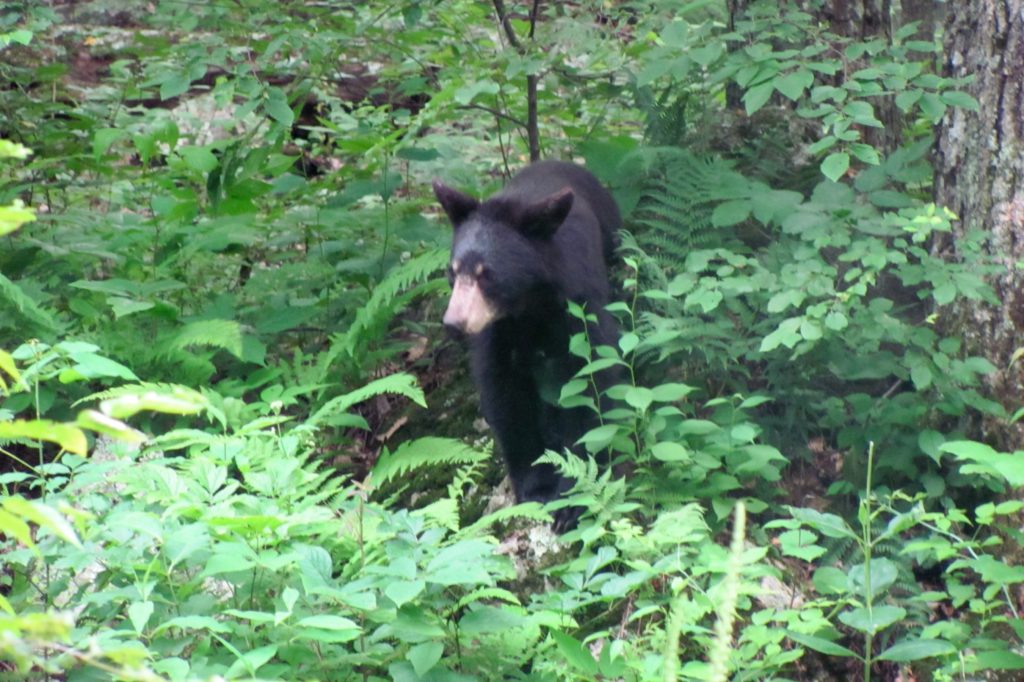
[385,580,426,608]
[850,143,881,165]
[201,552,255,576]
[154,615,231,634]
[550,630,599,676]
[970,650,1024,670]
[297,615,361,631]
[777,529,825,561]
[454,80,499,105]
[407,641,444,677]
[787,631,859,658]
[711,200,751,227]
[774,69,813,101]
[941,440,1024,486]
[941,90,979,111]
[877,639,956,662]
[618,332,639,355]
[624,386,653,411]
[264,87,295,126]
[92,127,128,158]
[910,363,933,390]
[787,506,857,539]
[821,152,850,182]
[838,605,906,634]
[650,442,690,463]
[743,81,775,115]
[895,89,922,112]
[128,601,154,634]
[812,566,848,595]
[159,71,192,100]
[848,558,899,599]
[577,423,619,449]
[179,146,219,174]
[650,383,695,402]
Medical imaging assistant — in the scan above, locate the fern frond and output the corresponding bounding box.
[631,149,750,267]
[75,382,208,408]
[323,248,448,372]
[0,272,60,334]
[449,587,523,615]
[412,497,460,531]
[308,372,426,428]
[461,502,552,536]
[370,436,488,489]
[168,319,244,359]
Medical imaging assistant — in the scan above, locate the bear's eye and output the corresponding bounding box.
[475,265,490,285]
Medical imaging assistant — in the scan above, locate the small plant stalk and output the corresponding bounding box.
[863,441,875,682]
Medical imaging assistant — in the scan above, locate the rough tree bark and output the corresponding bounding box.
[935,1,1024,447]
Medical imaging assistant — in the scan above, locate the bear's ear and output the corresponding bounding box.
[433,181,479,227]
[519,187,574,238]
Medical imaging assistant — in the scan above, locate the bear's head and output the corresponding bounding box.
[433,180,574,335]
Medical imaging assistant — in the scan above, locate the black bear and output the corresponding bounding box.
[433,160,620,530]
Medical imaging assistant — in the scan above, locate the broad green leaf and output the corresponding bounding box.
[838,605,906,634]
[154,615,230,634]
[941,440,1024,486]
[618,332,639,355]
[848,559,899,599]
[454,80,499,105]
[624,386,653,411]
[265,87,295,126]
[650,442,690,463]
[787,506,856,539]
[650,383,695,402]
[577,423,619,449]
[550,630,599,676]
[812,566,848,595]
[201,552,254,576]
[178,145,218,173]
[743,81,774,115]
[877,638,956,662]
[786,631,859,658]
[128,601,154,634]
[821,152,850,182]
[385,580,426,608]
[711,200,751,227]
[408,641,444,677]
[774,69,813,100]
[970,650,1024,670]
[941,90,979,111]
[297,615,360,631]
[777,529,825,561]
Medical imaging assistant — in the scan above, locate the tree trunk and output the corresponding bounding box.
[934,1,1024,447]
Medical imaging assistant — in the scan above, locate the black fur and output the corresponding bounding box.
[435,161,620,530]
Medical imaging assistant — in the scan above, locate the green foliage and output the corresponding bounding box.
[0,1,1019,680]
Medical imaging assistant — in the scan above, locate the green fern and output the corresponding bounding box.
[322,248,448,374]
[370,436,488,489]
[461,502,552,536]
[632,149,748,267]
[167,319,245,360]
[0,272,60,335]
[307,371,426,428]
